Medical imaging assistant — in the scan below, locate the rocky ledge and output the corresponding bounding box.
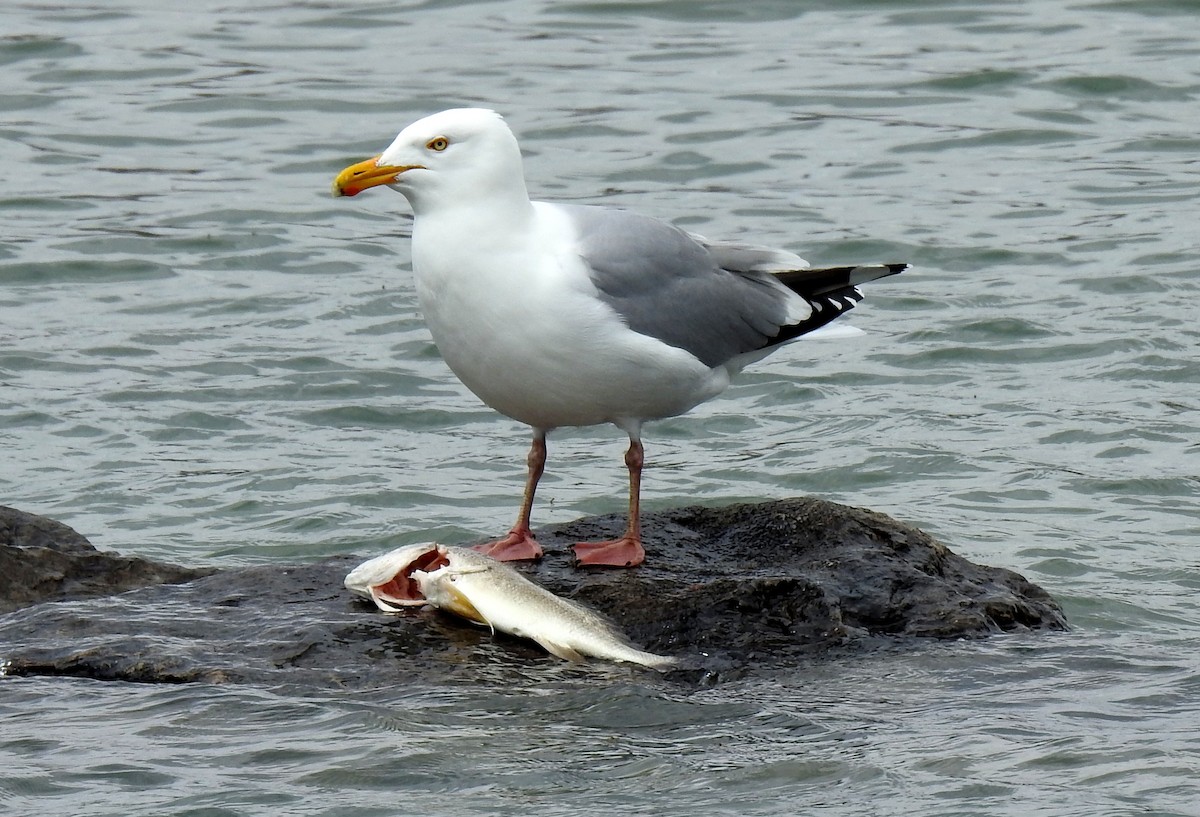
[0,499,1066,686]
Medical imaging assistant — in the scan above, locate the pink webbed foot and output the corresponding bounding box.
[572,537,645,568]
[472,528,544,562]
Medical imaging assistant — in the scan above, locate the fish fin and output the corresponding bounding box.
[533,637,586,663]
[633,651,680,672]
[440,583,489,628]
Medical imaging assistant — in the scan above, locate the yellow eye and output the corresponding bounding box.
[426,137,449,152]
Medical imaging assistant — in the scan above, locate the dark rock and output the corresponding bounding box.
[544,500,1066,660]
[0,498,1066,686]
[0,506,214,614]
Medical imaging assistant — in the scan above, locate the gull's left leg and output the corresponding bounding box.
[573,435,646,568]
[472,430,546,562]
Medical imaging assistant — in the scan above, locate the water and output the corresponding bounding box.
[2,0,1199,814]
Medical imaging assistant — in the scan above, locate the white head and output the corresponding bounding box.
[332,108,530,215]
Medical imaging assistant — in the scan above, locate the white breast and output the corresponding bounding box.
[410,203,726,430]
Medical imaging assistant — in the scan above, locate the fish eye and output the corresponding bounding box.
[426,137,449,152]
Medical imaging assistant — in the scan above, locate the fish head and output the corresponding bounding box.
[412,563,489,626]
[344,543,451,612]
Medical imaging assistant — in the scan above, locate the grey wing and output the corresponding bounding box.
[686,232,809,273]
[562,205,810,368]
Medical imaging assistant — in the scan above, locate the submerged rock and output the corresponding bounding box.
[0,499,1066,686]
[0,505,213,615]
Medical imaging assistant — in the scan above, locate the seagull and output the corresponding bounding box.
[332,108,906,568]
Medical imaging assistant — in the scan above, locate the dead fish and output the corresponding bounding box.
[344,544,677,670]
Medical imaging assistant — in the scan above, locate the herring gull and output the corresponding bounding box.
[332,108,906,568]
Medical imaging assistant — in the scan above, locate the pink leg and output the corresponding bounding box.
[473,432,546,561]
[573,438,646,568]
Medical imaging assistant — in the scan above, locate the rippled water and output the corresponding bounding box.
[3,1,1199,815]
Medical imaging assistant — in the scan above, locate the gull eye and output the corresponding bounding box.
[426,137,449,152]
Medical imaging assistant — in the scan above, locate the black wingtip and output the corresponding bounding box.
[840,262,909,288]
[762,262,908,351]
[775,262,908,297]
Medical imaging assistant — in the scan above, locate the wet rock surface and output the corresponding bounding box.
[0,499,1066,686]
[0,505,213,615]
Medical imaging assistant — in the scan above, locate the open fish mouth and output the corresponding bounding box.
[343,543,451,612]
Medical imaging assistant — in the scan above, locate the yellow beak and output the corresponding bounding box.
[331,155,422,197]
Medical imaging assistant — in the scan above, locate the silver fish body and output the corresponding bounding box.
[345,544,677,671]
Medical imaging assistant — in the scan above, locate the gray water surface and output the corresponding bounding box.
[3,1,1199,815]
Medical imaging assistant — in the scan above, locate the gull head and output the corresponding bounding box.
[331,108,528,213]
